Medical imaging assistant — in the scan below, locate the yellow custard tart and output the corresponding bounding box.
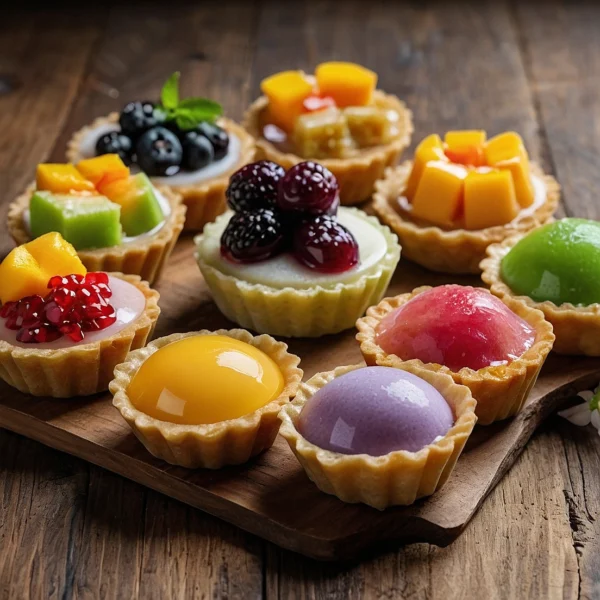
[243,62,413,205]
[110,329,302,468]
[372,130,560,274]
[0,233,159,397]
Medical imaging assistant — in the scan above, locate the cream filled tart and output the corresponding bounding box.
[195,160,401,338]
[0,233,159,397]
[66,72,255,231]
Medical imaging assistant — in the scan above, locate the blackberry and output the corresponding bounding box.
[226,160,285,212]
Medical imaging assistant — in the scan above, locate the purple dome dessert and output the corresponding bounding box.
[297,366,454,456]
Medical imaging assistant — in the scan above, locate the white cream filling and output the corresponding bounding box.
[23,187,171,248]
[75,122,241,187]
[396,173,547,227]
[0,276,146,350]
[199,208,388,289]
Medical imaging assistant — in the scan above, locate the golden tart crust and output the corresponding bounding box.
[7,184,185,286]
[243,90,413,206]
[110,329,303,469]
[481,236,600,356]
[372,161,560,274]
[194,208,401,338]
[0,273,159,398]
[356,286,555,425]
[278,363,477,509]
[66,114,256,232]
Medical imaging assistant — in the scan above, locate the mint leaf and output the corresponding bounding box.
[161,72,180,110]
[175,111,198,131]
[178,97,222,122]
[590,391,600,412]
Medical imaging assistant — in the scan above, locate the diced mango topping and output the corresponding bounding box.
[404,130,537,229]
[444,130,486,167]
[0,233,86,304]
[36,164,96,194]
[77,154,130,187]
[315,62,377,107]
[411,162,468,227]
[464,170,519,230]
[261,70,314,132]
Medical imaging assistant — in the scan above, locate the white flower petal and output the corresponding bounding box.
[578,390,594,402]
[558,402,593,426]
[591,410,600,432]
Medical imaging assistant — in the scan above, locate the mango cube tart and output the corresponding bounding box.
[7,154,186,284]
[372,129,560,274]
[243,61,413,205]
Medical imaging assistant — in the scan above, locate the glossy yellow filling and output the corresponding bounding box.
[127,335,284,425]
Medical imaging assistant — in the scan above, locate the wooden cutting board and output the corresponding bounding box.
[0,237,597,561]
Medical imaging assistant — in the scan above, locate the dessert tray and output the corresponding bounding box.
[0,238,597,560]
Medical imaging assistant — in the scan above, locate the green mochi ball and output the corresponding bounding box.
[501,218,600,306]
[30,191,123,250]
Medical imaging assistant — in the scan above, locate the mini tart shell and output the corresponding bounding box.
[278,363,477,510]
[356,286,555,425]
[7,184,186,286]
[194,208,401,338]
[109,329,303,469]
[243,90,413,206]
[481,237,600,356]
[372,161,560,274]
[66,114,256,232]
[0,273,159,398]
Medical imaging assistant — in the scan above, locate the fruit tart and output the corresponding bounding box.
[7,155,186,285]
[110,329,302,468]
[67,72,255,231]
[356,284,554,424]
[481,218,600,356]
[243,62,413,205]
[278,364,477,509]
[194,160,401,338]
[0,233,159,397]
[372,130,560,274]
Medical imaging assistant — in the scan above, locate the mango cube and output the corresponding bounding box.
[77,154,130,187]
[261,71,314,132]
[36,164,96,194]
[444,130,486,167]
[0,233,86,304]
[315,62,377,107]
[411,162,468,227]
[343,106,396,147]
[485,132,534,208]
[404,134,448,200]
[100,173,164,237]
[464,170,519,230]
[293,107,355,159]
[30,191,122,250]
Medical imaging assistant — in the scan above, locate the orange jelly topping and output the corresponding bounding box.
[127,335,284,425]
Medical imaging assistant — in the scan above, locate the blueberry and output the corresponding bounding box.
[95,131,134,165]
[197,122,230,160]
[119,101,165,139]
[182,131,215,171]
[135,126,183,177]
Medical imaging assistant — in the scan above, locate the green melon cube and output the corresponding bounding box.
[100,173,164,237]
[30,191,123,250]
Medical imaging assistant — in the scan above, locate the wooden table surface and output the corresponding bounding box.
[0,1,599,598]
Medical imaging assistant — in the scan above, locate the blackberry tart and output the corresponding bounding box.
[67,72,256,231]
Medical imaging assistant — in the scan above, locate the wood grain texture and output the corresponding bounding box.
[0,0,599,597]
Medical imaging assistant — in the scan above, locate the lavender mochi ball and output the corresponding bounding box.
[297,367,454,456]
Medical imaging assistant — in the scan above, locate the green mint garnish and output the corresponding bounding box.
[159,72,222,129]
[590,390,600,412]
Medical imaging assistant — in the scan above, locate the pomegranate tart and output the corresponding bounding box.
[278,364,477,509]
[481,218,600,356]
[7,155,186,285]
[67,72,255,231]
[243,62,413,205]
[0,233,159,397]
[356,284,554,424]
[195,160,401,338]
[110,329,302,468]
[372,130,560,274]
